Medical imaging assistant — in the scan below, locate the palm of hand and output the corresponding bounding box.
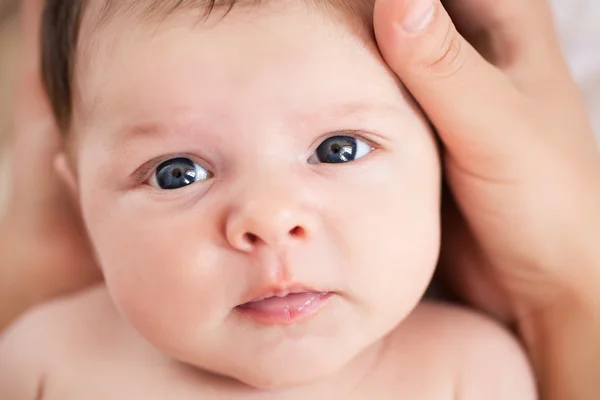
[438,109,600,324]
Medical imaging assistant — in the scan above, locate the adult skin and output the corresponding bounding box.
[374,0,600,399]
[1,0,599,398]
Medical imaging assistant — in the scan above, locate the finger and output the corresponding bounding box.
[440,0,590,149]
[373,0,524,157]
[441,0,560,70]
[448,0,575,102]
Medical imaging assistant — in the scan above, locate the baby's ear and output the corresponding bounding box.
[54,152,79,200]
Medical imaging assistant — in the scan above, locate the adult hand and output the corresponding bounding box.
[373,0,600,398]
[0,0,101,331]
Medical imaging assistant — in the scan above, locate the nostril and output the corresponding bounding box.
[289,226,305,238]
[244,233,259,244]
[240,226,306,248]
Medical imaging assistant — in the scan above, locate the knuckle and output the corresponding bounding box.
[423,22,467,79]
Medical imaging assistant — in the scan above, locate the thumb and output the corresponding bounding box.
[373,0,523,158]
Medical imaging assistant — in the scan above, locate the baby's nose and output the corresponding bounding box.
[225,198,317,252]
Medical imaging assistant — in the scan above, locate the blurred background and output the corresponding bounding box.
[549,0,600,137]
[0,0,599,213]
[0,0,18,212]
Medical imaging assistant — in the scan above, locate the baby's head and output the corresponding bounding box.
[42,0,441,389]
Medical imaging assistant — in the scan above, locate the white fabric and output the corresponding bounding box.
[549,0,600,140]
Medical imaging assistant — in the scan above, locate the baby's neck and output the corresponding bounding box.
[240,339,388,398]
[132,326,388,399]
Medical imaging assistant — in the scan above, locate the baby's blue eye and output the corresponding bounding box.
[150,158,211,190]
[308,135,373,164]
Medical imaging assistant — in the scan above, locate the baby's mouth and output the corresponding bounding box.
[236,291,332,325]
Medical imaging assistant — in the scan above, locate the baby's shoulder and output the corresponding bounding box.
[395,301,524,350]
[2,284,118,352]
[0,285,119,396]
[384,301,537,400]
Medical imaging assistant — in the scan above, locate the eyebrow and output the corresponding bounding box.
[318,101,409,120]
[114,100,409,142]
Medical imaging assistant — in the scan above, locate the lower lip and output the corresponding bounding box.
[236,292,332,325]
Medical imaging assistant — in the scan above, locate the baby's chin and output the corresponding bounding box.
[176,347,360,391]
[156,334,378,391]
[223,341,385,391]
[228,355,351,390]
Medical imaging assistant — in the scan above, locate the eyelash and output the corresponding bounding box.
[131,154,209,184]
[308,130,380,157]
[131,131,381,184]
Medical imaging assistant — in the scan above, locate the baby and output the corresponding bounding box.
[0,0,537,398]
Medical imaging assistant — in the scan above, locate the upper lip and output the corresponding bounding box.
[238,284,329,305]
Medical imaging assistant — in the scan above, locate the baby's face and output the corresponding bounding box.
[73,2,440,389]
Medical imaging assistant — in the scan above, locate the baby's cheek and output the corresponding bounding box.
[342,150,441,311]
[353,195,439,301]
[89,210,225,346]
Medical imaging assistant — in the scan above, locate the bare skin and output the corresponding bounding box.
[0,287,534,400]
[0,3,535,398]
[0,0,101,331]
[374,1,600,398]
[0,0,599,398]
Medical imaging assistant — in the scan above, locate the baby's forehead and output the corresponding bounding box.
[70,0,397,136]
[77,0,376,88]
[83,0,374,33]
[75,0,378,106]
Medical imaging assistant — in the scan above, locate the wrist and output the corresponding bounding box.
[517,287,600,400]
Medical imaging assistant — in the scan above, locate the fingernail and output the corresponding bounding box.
[400,0,436,34]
